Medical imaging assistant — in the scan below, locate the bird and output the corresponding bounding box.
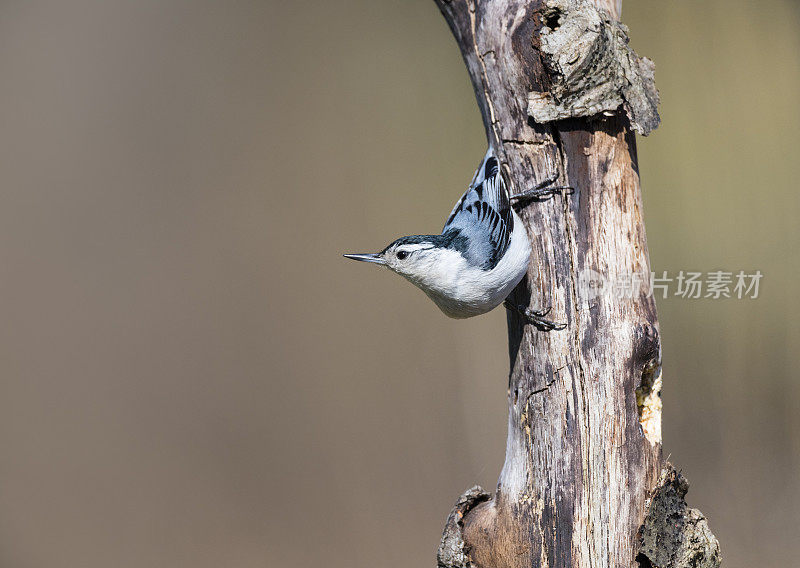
[344,148,571,330]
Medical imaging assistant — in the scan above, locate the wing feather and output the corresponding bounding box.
[443,149,515,270]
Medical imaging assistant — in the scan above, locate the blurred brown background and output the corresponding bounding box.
[1,1,798,566]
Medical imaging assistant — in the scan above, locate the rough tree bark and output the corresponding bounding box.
[433,1,720,567]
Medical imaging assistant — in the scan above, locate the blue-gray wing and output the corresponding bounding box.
[442,149,514,270]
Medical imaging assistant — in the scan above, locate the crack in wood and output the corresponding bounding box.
[552,123,599,568]
[502,138,550,146]
[468,0,499,135]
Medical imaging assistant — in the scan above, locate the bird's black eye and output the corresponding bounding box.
[396,250,409,260]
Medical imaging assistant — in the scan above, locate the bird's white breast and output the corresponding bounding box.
[413,211,531,318]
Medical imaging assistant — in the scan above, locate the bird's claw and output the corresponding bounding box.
[525,308,567,331]
[527,306,551,318]
[504,300,567,332]
[510,185,574,204]
[510,172,574,204]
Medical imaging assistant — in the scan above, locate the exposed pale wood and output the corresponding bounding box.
[434,1,667,566]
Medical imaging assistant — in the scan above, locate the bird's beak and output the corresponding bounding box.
[343,253,386,265]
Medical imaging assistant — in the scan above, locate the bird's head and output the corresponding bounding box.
[344,235,456,285]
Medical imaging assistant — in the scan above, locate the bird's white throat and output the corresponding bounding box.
[395,210,531,318]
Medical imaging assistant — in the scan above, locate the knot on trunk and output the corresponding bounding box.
[528,0,660,135]
[637,465,721,568]
[437,486,490,568]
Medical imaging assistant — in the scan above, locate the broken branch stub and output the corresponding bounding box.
[437,486,490,568]
[528,0,660,135]
[638,465,722,568]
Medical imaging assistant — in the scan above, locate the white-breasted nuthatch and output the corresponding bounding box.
[345,148,571,330]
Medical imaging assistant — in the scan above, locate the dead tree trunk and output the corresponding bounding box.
[434,1,720,567]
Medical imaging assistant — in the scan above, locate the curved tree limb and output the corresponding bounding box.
[433,1,719,567]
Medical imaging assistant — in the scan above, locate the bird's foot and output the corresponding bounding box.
[504,300,567,332]
[510,186,574,203]
[510,174,574,205]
